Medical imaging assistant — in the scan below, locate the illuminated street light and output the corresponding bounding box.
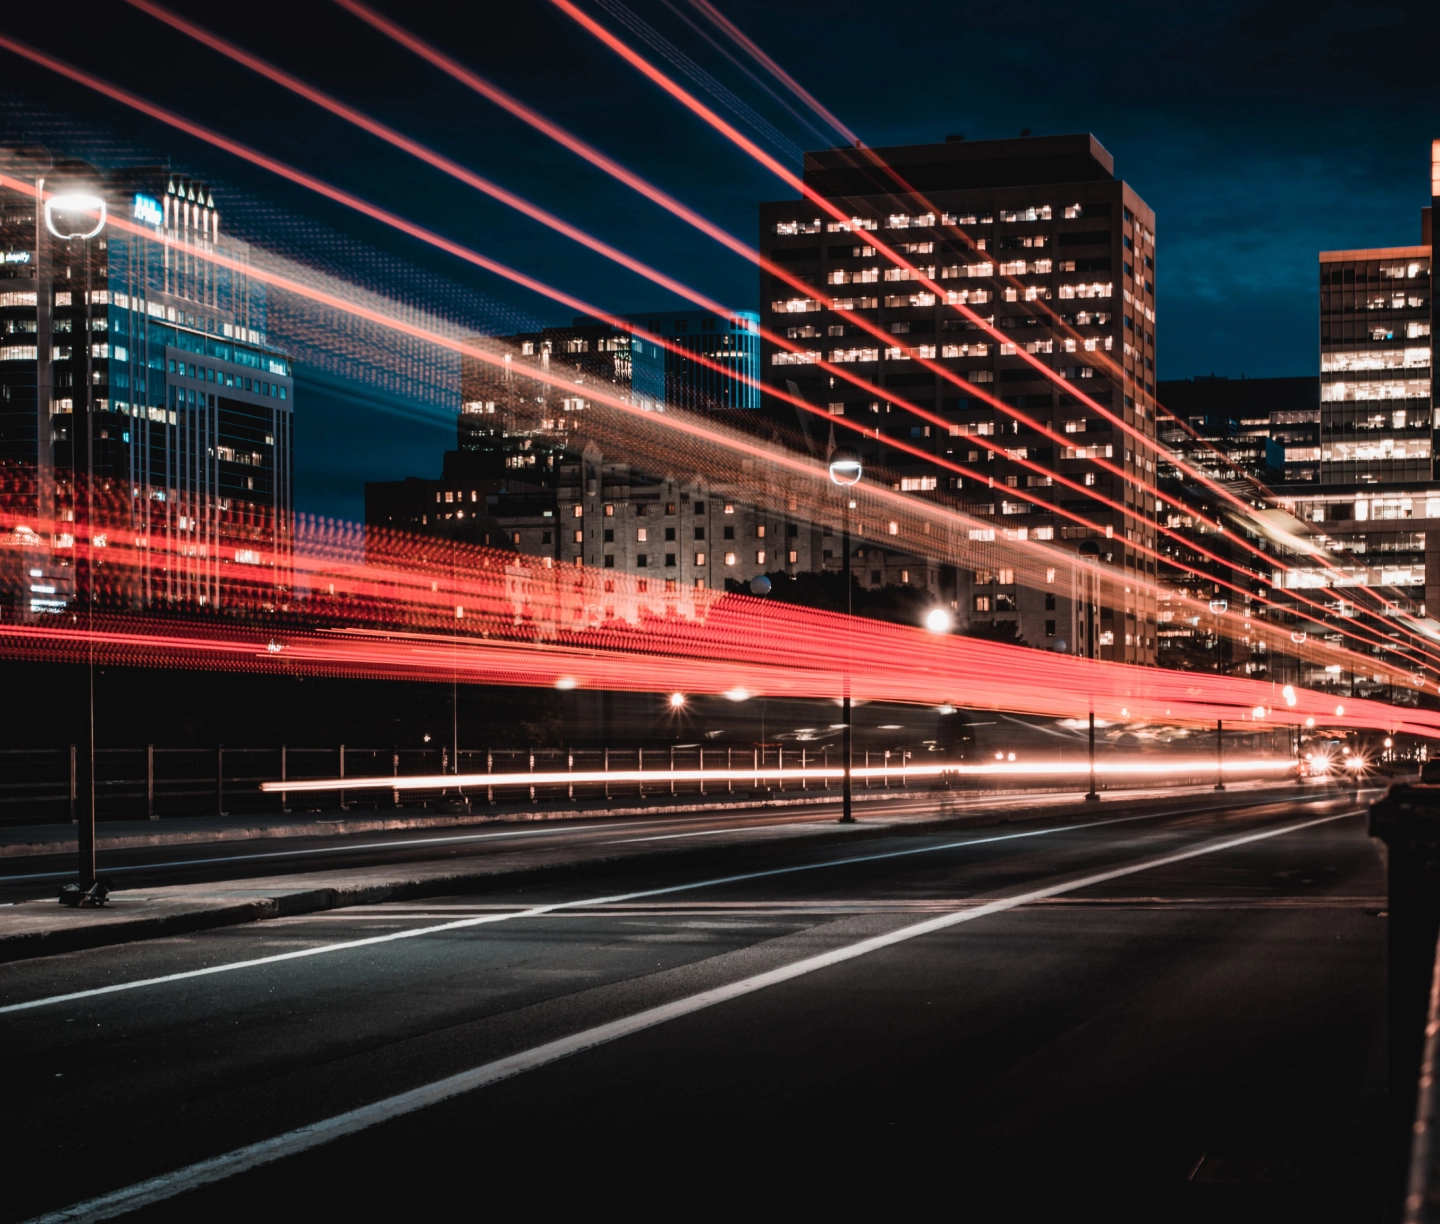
[1252,706,1266,719]
[1283,685,1297,707]
[54,184,110,897]
[1335,704,1346,717]
[1306,717,1316,728]
[554,676,578,690]
[1209,599,1228,614]
[724,687,750,702]
[44,191,107,240]
[828,455,862,487]
[669,692,686,708]
[924,607,952,634]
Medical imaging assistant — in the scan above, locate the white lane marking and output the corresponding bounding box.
[22,809,1356,1224]
[0,805,1211,1015]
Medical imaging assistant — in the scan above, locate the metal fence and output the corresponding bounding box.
[0,743,870,825]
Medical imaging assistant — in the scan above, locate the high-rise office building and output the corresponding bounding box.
[759,134,1158,663]
[0,153,294,615]
[1318,240,1432,485]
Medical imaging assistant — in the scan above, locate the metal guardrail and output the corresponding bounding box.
[0,744,1301,825]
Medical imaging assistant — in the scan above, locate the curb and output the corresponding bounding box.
[0,784,1330,965]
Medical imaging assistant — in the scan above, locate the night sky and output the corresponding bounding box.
[2,0,1437,518]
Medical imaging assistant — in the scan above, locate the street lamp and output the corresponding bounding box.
[924,607,952,634]
[749,573,771,778]
[49,182,107,897]
[829,450,861,823]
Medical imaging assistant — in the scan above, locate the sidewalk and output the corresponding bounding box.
[0,781,1321,965]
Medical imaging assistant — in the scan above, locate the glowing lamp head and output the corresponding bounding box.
[1305,717,1316,728]
[44,192,107,240]
[554,676,578,691]
[1252,706,1266,719]
[923,607,952,634]
[1335,704,1345,717]
[724,687,750,702]
[1384,737,1394,748]
[828,451,862,487]
[1283,685,1297,707]
[668,692,686,708]
[1208,599,1228,614]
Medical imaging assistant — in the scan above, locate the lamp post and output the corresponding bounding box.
[47,189,107,893]
[829,451,862,823]
[749,574,771,786]
[1078,539,1102,802]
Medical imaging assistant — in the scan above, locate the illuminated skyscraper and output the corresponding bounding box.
[0,153,294,615]
[759,133,1157,663]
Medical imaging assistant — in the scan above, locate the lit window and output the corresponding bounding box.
[756,550,766,565]
[573,505,583,518]
[724,552,737,566]
[637,528,648,542]
[604,504,614,516]
[724,503,735,515]
[695,552,706,565]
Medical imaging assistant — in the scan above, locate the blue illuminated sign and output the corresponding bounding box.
[132,193,163,227]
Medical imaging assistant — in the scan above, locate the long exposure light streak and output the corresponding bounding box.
[539,0,1431,664]
[152,1,1348,680]
[548,0,1294,531]
[0,127,1416,682]
[123,11,1419,673]
[260,757,1302,796]
[7,25,1407,677]
[3,171,1418,687]
[125,0,736,317]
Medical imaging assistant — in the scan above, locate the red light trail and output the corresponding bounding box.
[0,29,1416,677]
[303,6,1417,673]
[1,168,1422,691]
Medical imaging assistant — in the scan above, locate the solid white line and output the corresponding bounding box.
[0,806,1197,1016]
[22,809,1356,1224]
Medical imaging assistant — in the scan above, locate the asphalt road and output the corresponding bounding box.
[2,788,1389,1221]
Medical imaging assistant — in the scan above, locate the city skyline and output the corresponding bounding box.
[0,2,1434,518]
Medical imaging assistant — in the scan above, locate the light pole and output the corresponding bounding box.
[829,451,862,823]
[47,189,107,895]
[1078,539,1102,802]
[749,573,771,786]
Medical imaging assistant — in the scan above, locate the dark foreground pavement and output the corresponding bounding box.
[2,788,1388,1221]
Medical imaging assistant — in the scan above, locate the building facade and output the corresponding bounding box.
[0,153,293,615]
[758,133,1159,664]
